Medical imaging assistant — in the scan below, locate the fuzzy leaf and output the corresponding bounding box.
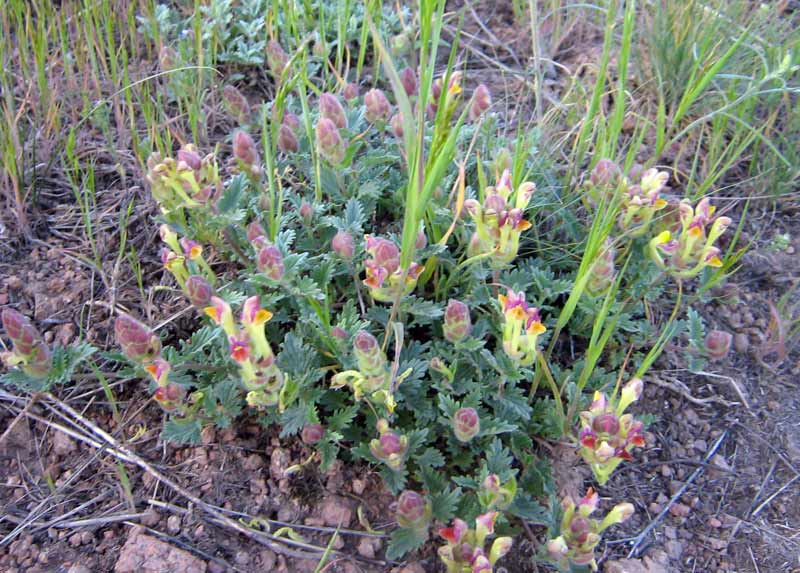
[161,417,202,444]
[386,526,428,560]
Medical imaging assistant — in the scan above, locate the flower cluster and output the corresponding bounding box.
[331,330,396,412]
[159,225,216,305]
[1,309,52,377]
[578,378,645,484]
[369,418,408,472]
[452,407,481,443]
[316,93,347,165]
[586,238,616,297]
[114,313,184,411]
[586,160,669,238]
[478,474,517,511]
[438,512,513,573]
[396,490,432,533]
[465,170,536,267]
[145,144,221,214]
[231,130,263,178]
[363,235,423,303]
[204,296,286,409]
[649,197,731,279]
[546,489,634,571]
[443,299,472,344]
[497,289,547,366]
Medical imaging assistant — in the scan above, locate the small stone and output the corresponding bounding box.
[320,496,353,527]
[663,525,677,540]
[115,530,207,573]
[648,502,661,514]
[243,454,264,471]
[69,533,82,548]
[708,517,722,528]
[80,531,93,545]
[270,448,290,481]
[258,549,277,569]
[234,550,250,565]
[693,439,708,453]
[395,564,425,573]
[140,511,160,527]
[664,539,684,560]
[669,503,691,518]
[668,480,684,496]
[604,559,648,573]
[733,332,748,353]
[352,479,366,495]
[357,537,381,559]
[660,465,673,478]
[68,566,92,573]
[167,515,182,534]
[208,562,225,573]
[52,432,77,456]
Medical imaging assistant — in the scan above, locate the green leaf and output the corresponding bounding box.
[217,173,246,213]
[430,487,461,522]
[508,494,549,524]
[280,404,311,437]
[415,447,445,468]
[385,527,428,560]
[161,417,202,444]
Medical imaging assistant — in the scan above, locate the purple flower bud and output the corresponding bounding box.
[177,145,202,171]
[443,299,472,343]
[332,230,355,259]
[453,407,480,442]
[278,123,299,153]
[316,117,345,164]
[331,326,348,339]
[247,221,267,243]
[415,230,427,250]
[469,83,491,121]
[257,244,285,281]
[390,113,404,138]
[396,490,430,529]
[379,431,403,455]
[400,67,417,96]
[301,423,325,444]
[705,330,733,360]
[319,92,347,129]
[354,330,386,374]
[222,84,250,122]
[233,130,259,166]
[343,83,359,101]
[364,88,391,123]
[283,112,301,132]
[266,40,289,78]
[114,313,161,364]
[2,309,41,356]
[590,159,621,187]
[295,202,315,228]
[185,275,214,308]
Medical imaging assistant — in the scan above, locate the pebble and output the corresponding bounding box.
[167,515,182,534]
[733,332,749,353]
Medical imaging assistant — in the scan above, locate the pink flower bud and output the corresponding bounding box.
[257,243,285,280]
[185,275,214,308]
[453,407,480,442]
[332,230,355,259]
[114,314,161,364]
[390,113,404,138]
[400,67,417,96]
[590,159,621,187]
[266,40,289,78]
[469,83,491,121]
[301,423,325,444]
[316,117,345,164]
[331,326,347,339]
[177,145,202,171]
[705,330,733,360]
[415,230,427,249]
[2,309,41,356]
[222,84,250,121]
[396,490,429,529]
[354,330,385,374]
[379,431,403,454]
[343,83,359,101]
[233,130,260,166]
[278,123,299,153]
[444,299,472,343]
[319,92,347,129]
[364,88,391,123]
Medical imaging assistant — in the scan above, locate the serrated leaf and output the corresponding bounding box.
[430,487,461,522]
[385,526,427,560]
[161,417,202,444]
[508,494,549,524]
[415,447,445,468]
[327,404,359,432]
[217,173,246,213]
[380,466,407,495]
[280,404,311,437]
[318,440,338,472]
